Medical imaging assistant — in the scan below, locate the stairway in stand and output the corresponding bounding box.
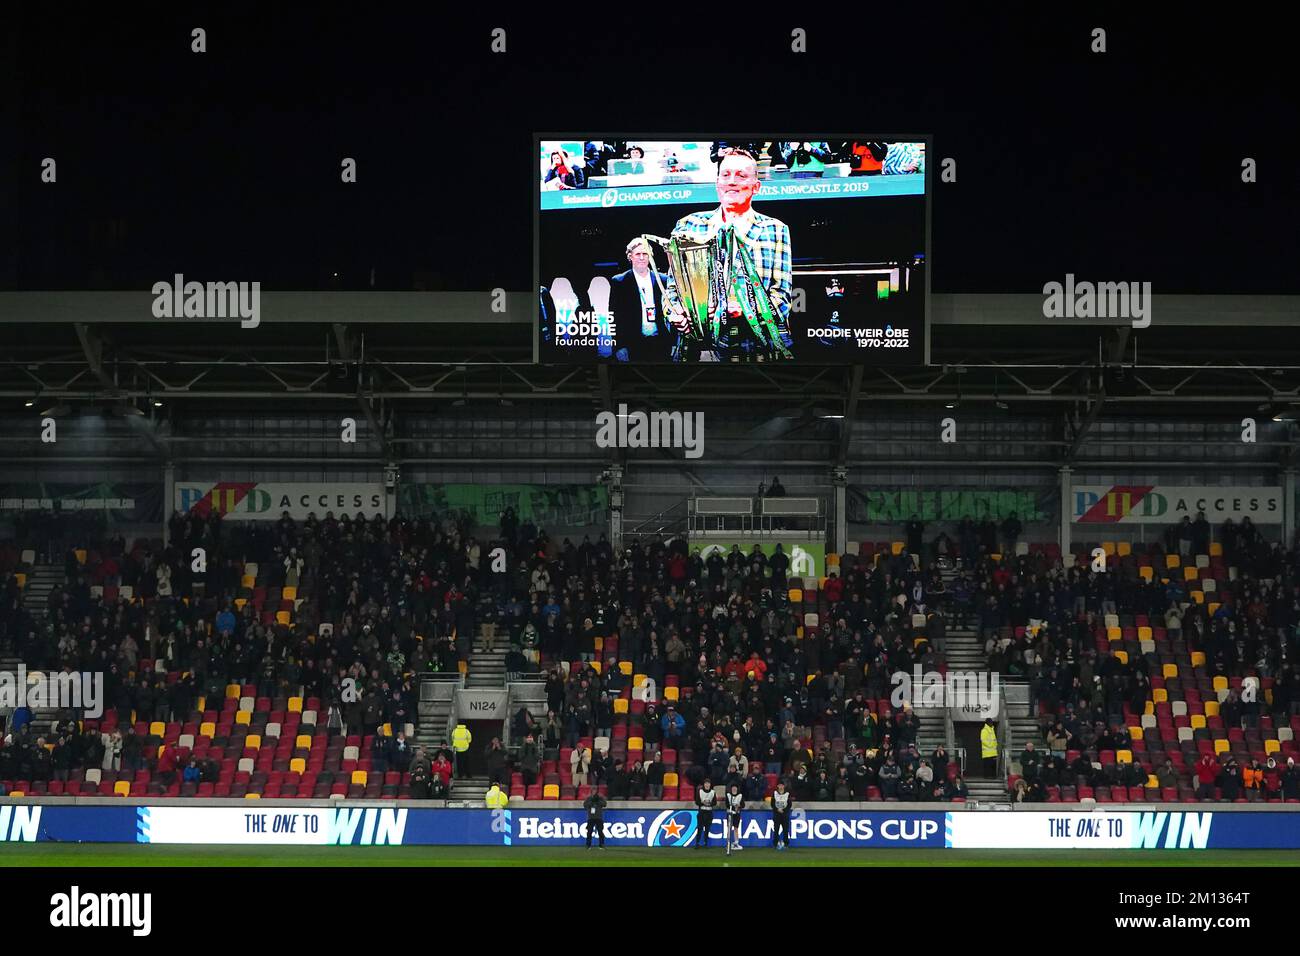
[914,710,948,756]
[20,563,62,623]
[943,628,987,672]
[446,624,509,802]
[963,778,1012,805]
[465,624,508,689]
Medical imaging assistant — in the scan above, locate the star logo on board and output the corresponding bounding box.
[662,820,684,839]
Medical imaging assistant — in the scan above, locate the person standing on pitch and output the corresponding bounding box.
[583,789,608,849]
[694,777,719,849]
[725,783,745,851]
[771,780,793,850]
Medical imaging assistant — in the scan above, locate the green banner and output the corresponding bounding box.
[691,539,827,579]
[847,487,1049,524]
[398,484,608,529]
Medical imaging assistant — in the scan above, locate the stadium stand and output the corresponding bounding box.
[993,516,1300,805]
[2,507,1297,806]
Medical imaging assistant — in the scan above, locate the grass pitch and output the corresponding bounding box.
[0,844,1295,867]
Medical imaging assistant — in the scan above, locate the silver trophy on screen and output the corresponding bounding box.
[641,233,722,351]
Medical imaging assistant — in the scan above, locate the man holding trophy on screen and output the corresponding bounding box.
[646,147,794,363]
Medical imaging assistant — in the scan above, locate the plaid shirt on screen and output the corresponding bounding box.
[664,206,792,332]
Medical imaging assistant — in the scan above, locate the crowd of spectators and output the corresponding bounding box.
[4,501,1297,805]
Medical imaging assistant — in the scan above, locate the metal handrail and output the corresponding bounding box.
[625,501,689,536]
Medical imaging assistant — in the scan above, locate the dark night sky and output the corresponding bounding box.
[5,7,1296,294]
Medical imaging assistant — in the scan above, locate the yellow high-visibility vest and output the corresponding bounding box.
[452,725,472,753]
[980,724,999,759]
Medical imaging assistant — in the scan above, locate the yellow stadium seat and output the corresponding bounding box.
[1114,650,1128,664]
[75,549,87,564]
[149,721,165,738]
[290,757,307,774]
[613,698,629,714]
[789,589,803,604]
[275,610,291,625]
[1212,676,1229,692]
[1265,739,1281,755]
[1190,714,1206,729]
[234,598,247,611]
[1165,554,1180,569]
[1152,688,1168,703]
[628,737,644,751]
[1183,565,1198,581]
[235,710,251,726]
[1117,541,1132,556]
[826,553,840,568]
[1162,664,1178,679]
[196,695,206,713]
[114,780,130,797]
[288,696,303,713]
[664,686,680,701]
[618,661,633,676]
[990,553,1002,563]
[1191,591,1204,604]
[458,660,468,675]
[590,661,601,674]
[1106,626,1122,642]
[13,573,26,589]
[1116,749,1132,764]
[543,784,560,799]
[1138,566,1154,582]
[241,574,255,589]
[246,734,261,750]
[1137,626,1153,641]
[594,637,603,653]
[199,721,216,739]
[1208,602,1221,616]
[282,585,297,601]
[351,770,367,786]
[1204,700,1220,717]
[796,626,804,639]
[1210,542,1223,556]
[1101,541,1116,555]
[891,541,903,555]
[225,683,241,699]
[633,673,647,688]
[1145,774,1160,788]
[245,793,261,799]
[1191,651,1206,668]
[1144,701,1155,715]
[663,772,680,788]
[295,734,313,750]
[1213,739,1230,755]
[1128,726,1143,740]
[8,790,24,797]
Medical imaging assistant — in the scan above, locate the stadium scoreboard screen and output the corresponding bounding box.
[536,137,930,365]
